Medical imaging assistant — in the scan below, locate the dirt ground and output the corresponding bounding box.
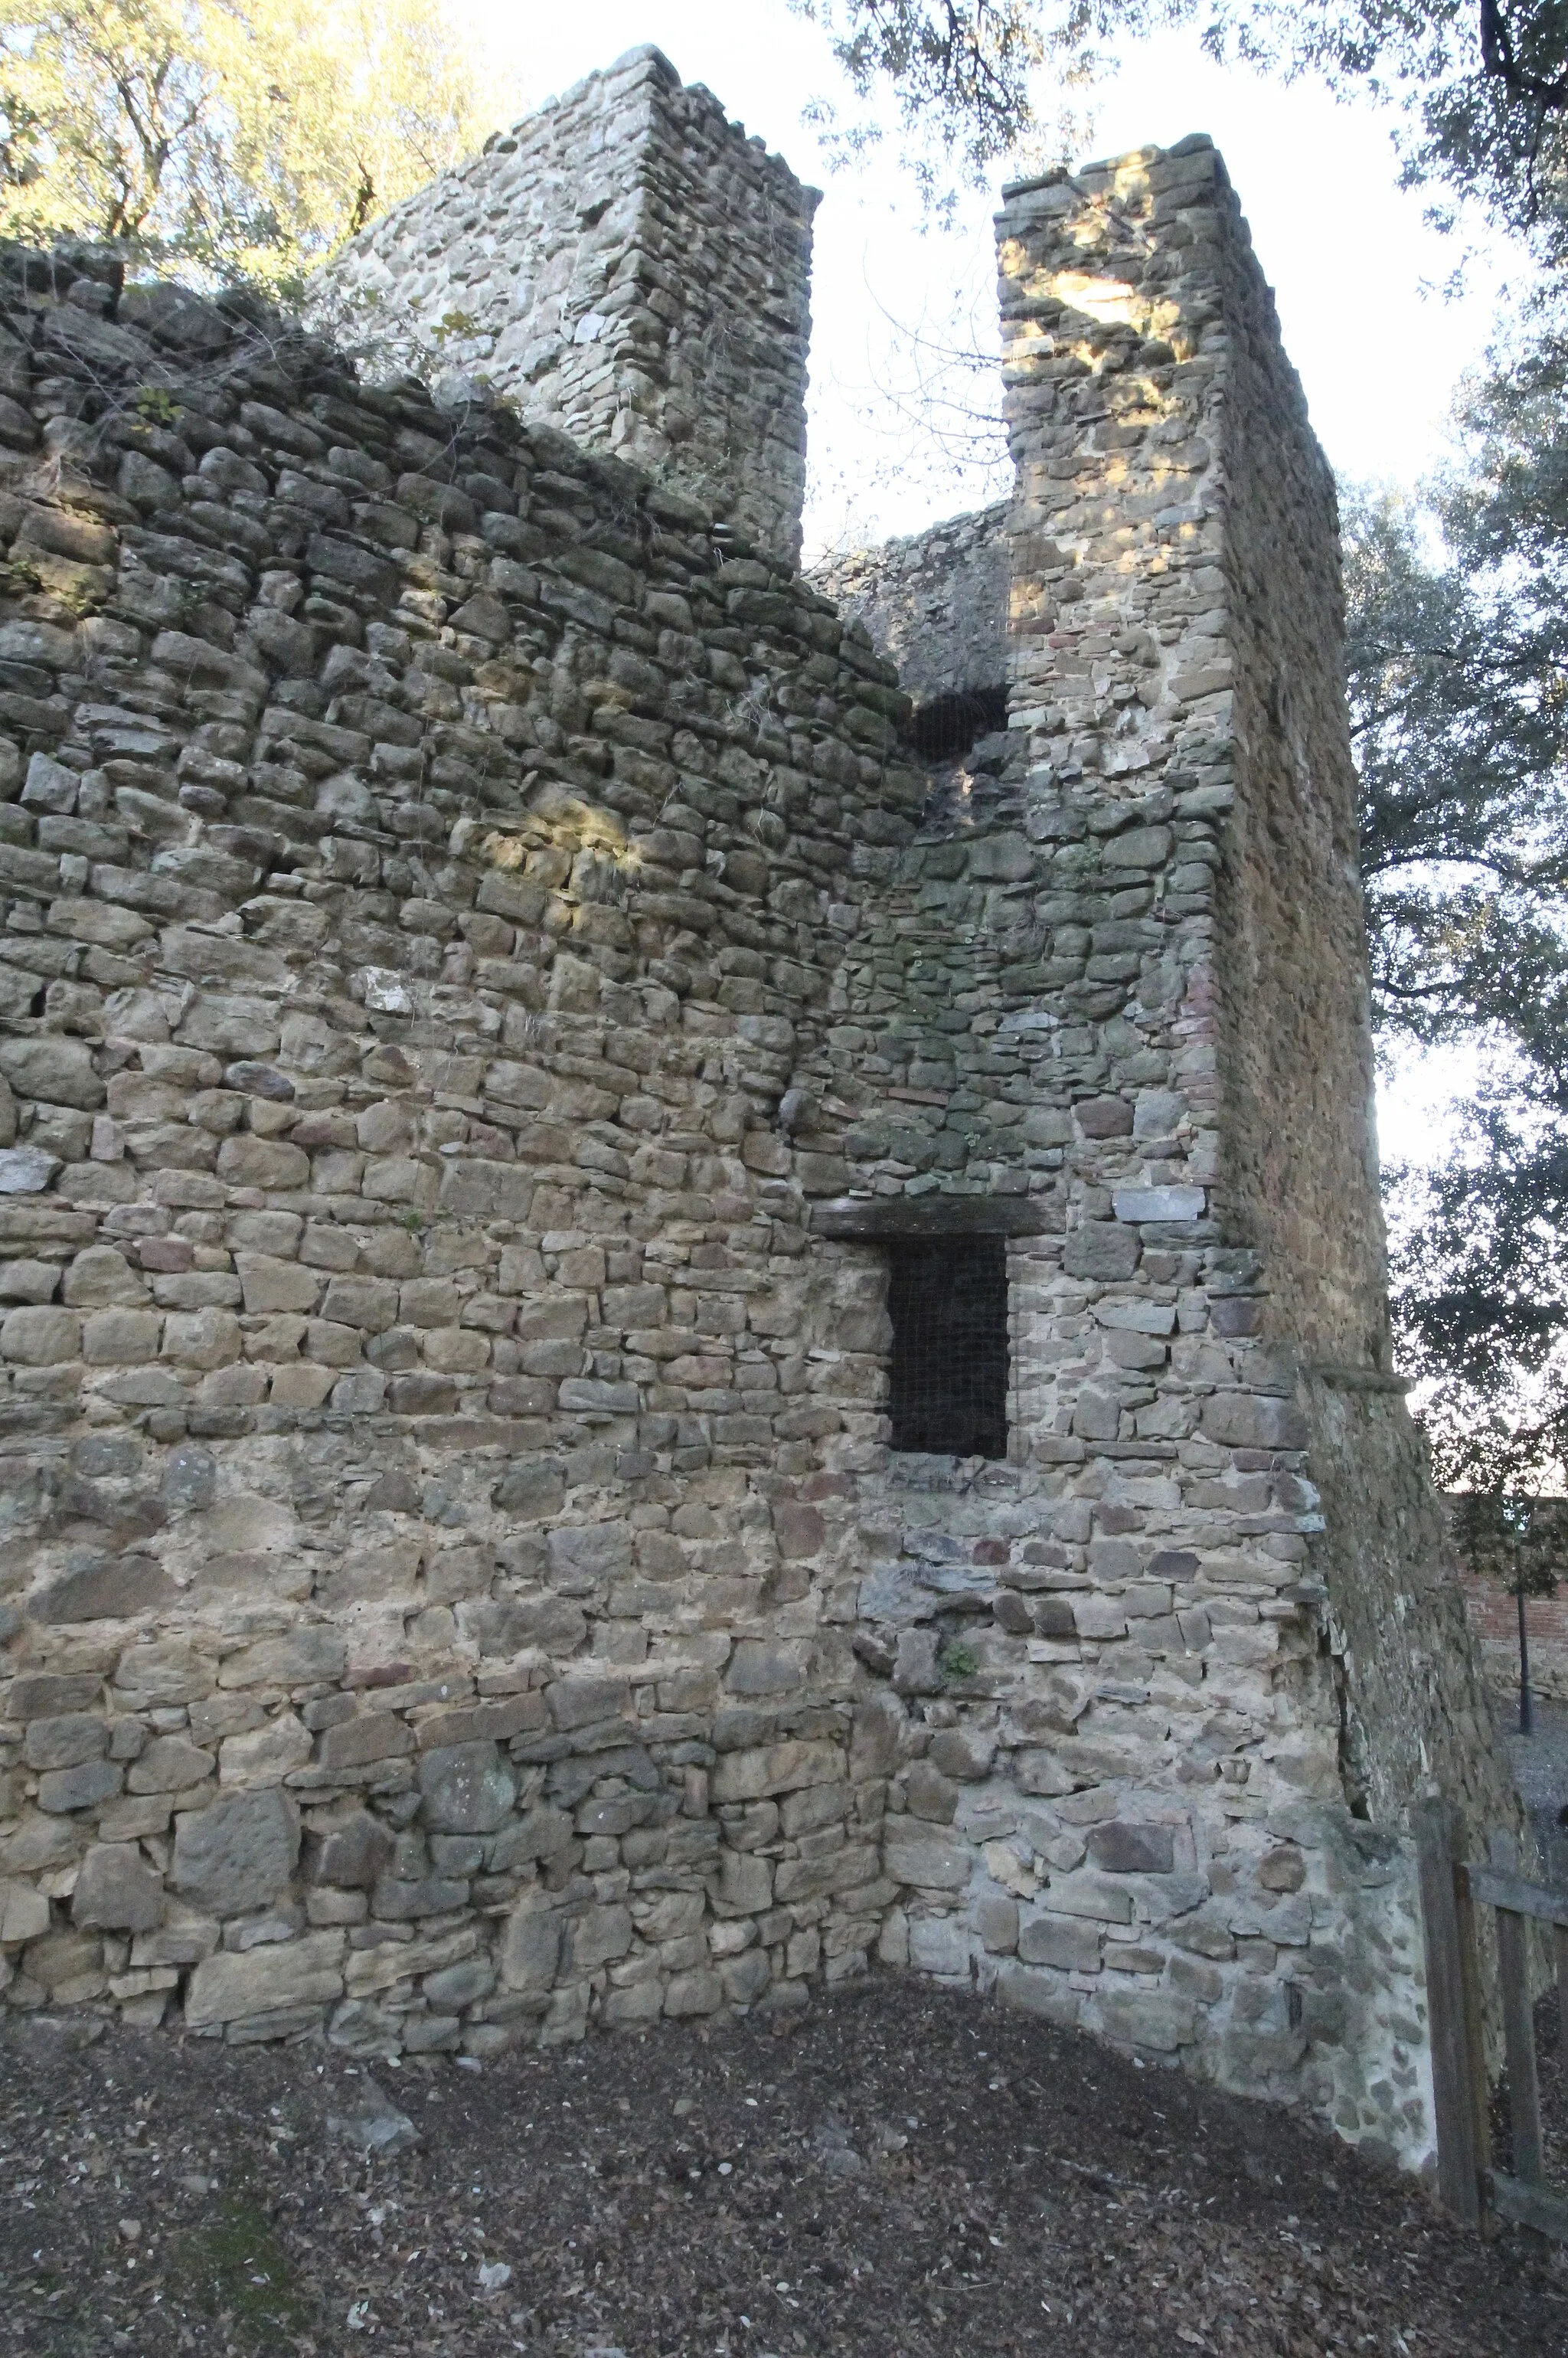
[3,1979,1567,2358]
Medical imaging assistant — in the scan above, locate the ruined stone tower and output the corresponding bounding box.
[0,61,1504,2170]
[318,45,818,567]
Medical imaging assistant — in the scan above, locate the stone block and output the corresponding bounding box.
[908,1915,971,1975]
[2,1303,80,1363]
[312,1812,397,1889]
[423,1957,495,2009]
[716,1847,773,1914]
[665,1965,724,2015]
[172,1787,300,1915]
[24,1712,106,1771]
[1094,1989,1198,2052]
[185,1928,345,2029]
[0,1146,63,1193]
[547,1673,633,1732]
[720,1947,773,2005]
[82,1307,164,1362]
[1087,1821,1176,1874]
[37,1758,122,1812]
[235,1253,321,1313]
[773,1501,825,1557]
[567,1902,633,1971]
[725,1640,805,1695]
[1112,1185,1205,1223]
[1018,1910,1101,1970]
[318,1713,415,1769]
[711,1738,842,1804]
[1258,1844,1306,1892]
[418,1741,515,1833]
[8,1672,103,1720]
[62,1248,146,1307]
[1062,1222,1140,1280]
[161,1307,241,1369]
[373,1873,469,1919]
[883,1825,971,1892]
[1044,1872,1135,1925]
[73,1843,165,1931]
[127,1736,215,1793]
[501,1897,561,1994]
[995,1961,1081,2027]
[891,1627,942,1696]
[218,1716,312,1785]
[1014,1748,1074,1797]
[0,1877,51,1944]
[1199,1392,1309,1450]
[903,1761,959,1823]
[217,1627,347,1687]
[974,1891,1019,1953]
[215,1136,309,1189]
[0,1035,103,1109]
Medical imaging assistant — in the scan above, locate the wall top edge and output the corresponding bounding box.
[1000,132,1221,210]
[474,44,814,198]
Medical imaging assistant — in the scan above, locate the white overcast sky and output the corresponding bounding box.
[462,3,1521,1166]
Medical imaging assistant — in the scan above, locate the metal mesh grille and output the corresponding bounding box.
[887,1235,1009,1459]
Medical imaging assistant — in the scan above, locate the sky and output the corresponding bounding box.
[459,3,1522,1169]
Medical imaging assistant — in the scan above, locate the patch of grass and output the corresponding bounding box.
[167,2196,312,2346]
[133,385,181,426]
[939,1640,979,1681]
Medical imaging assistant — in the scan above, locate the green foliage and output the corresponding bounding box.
[1344,433,1568,1493]
[1346,485,1568,1054]
[804,5,1568,244]
[1449,1486,1563,1589]
[939,1638,980,1679]
[0,0,496,288]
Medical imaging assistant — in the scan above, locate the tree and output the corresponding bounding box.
[1351,417,1568,1493]
[798,4,1568,239]
[0,0,489,290]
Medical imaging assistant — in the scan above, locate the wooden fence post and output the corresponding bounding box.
[1491,1830,1545,2185]
[1413,1795,1484,2226]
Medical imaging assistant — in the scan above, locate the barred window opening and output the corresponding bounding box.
[886,1235,1009,1459]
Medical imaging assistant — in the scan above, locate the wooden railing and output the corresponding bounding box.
[1414,1796,1568,2237]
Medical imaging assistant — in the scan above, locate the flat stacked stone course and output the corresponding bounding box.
[317,44,818,567]
[0,115,1508,2174]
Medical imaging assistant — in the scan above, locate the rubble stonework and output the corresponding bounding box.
[315,45,818,567]
[0,110,1505,2170]
[808,502,1010,715]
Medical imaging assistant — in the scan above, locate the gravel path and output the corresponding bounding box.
[4,1979,1566,2358]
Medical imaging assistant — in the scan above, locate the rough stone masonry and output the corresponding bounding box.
[0,47,1508,2171]
[316,45,818,569]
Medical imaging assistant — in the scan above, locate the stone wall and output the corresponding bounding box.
[0,238,925,2053]
[0,124,1508,2173]
[315,45,817,568]
[808,503,1010,715]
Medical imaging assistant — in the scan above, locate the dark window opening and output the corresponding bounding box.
[907,684,1010,764]
[887,1235,1009,1459]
